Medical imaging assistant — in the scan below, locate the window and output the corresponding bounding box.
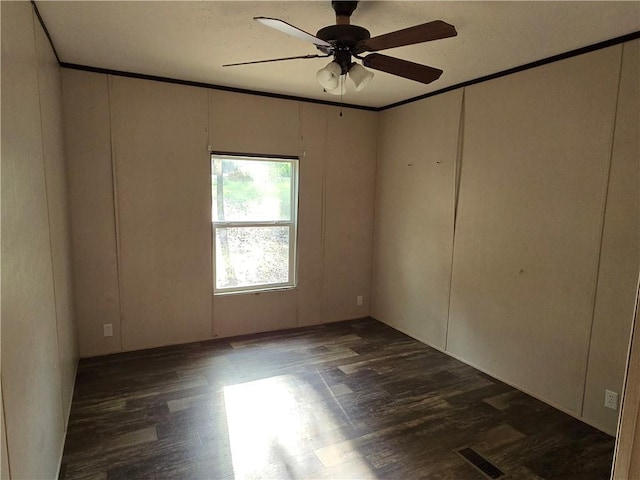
[211,154,299,294]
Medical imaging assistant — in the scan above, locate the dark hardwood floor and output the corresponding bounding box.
[60,318,614,480]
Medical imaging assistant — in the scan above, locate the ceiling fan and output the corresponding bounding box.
[222,1,457,95]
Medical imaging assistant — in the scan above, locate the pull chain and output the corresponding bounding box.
[339,75,344,117]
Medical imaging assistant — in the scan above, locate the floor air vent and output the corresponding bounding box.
[456,447,504,479]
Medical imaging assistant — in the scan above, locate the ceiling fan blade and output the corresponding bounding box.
[223,54,329,67]
[357,20,457,53]
[362,53,443,85]
[254,17,332,47]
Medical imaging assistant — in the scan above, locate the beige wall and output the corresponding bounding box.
[1,3,636,477]
[449,46,620,414]
[63,76,377,355]
[372,90,462,350]
[35,15,79,421]
[1,2,78,479]
[583,40,640,434]
[323,108,378,322]
[296,103,329,328]
[372,42,639,435]
[208,94,377,336]
[62,70,122,358]
[111,77,212,351]
[209,91,301,337]
[59,28,636,447]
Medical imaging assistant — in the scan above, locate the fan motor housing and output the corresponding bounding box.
[316,24,370,56]
[316,25,370,45]
[316,25,370,72]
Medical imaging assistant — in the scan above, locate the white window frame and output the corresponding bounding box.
[211,153,299,295]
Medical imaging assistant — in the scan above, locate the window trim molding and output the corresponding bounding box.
[211,153,299,295]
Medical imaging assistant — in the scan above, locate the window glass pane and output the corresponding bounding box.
[215,226,290,290]
[212,159,292,222]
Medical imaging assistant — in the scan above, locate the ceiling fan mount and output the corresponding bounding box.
[223,1,458,94]
[330,1,359,23]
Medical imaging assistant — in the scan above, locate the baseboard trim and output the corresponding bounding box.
[371,316,616,437]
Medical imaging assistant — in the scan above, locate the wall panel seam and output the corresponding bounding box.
[107,75,124,351]
[31,5,67,441]
[295,102,302,328]
[578,44,625,418]
[208,89,216,337]
[320,108,328,324]
[444,88,465,351]
[1,380,11,480]
[367,113,381,315]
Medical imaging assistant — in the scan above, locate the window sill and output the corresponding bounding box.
[213,286,297,297]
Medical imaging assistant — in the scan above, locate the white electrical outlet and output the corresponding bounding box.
[605,389,618,410]
[356,295,363,306]
[103,323,113,337]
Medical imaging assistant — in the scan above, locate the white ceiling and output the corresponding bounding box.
[37,1,640,108]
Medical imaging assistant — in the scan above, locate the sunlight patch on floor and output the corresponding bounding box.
[223,374,378,479]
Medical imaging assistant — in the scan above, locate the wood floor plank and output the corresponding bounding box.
[60,318,614,479]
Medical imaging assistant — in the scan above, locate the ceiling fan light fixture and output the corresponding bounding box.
[316,61,342,90]
[348,63,374,91]
[228,4,457,92]
[324,77,347,95]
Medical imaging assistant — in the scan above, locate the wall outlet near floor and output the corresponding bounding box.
[604,389,618,410]
[103,323,113,337]
[356,295,363,306]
